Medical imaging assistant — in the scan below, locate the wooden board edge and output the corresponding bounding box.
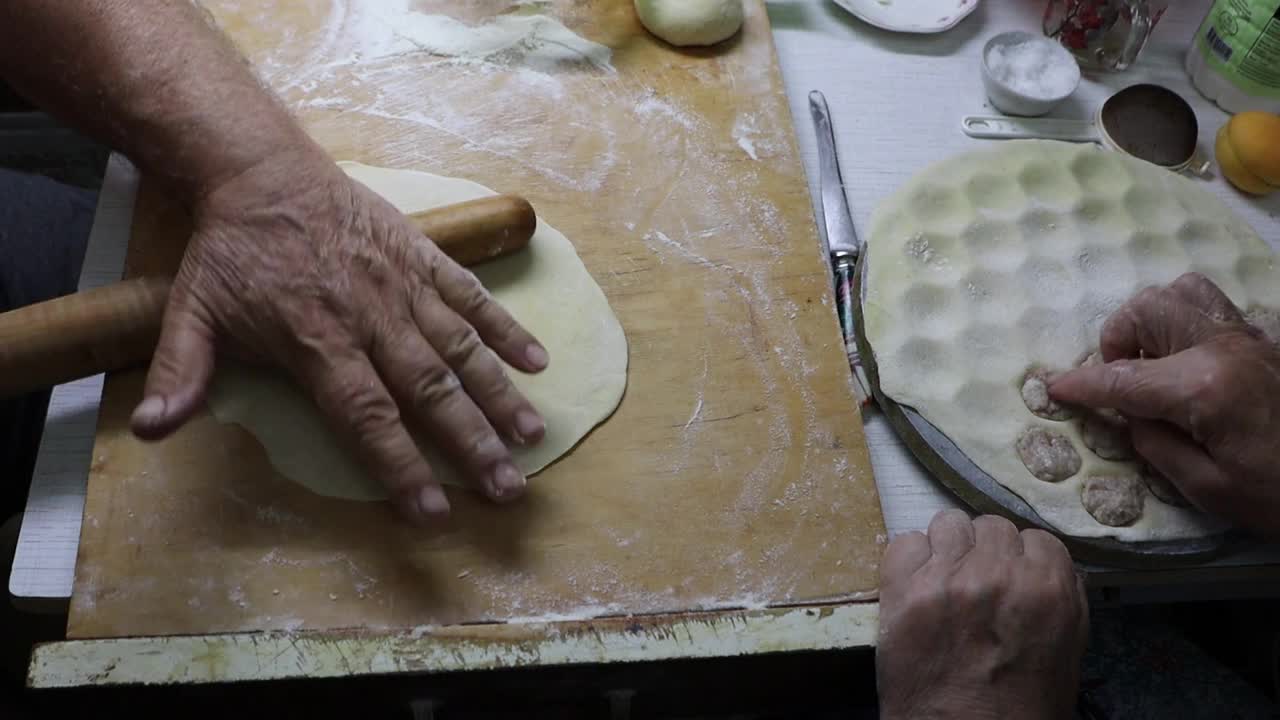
[29,603,880,688]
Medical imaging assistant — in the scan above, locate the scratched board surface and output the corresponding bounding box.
[68,0,885,639]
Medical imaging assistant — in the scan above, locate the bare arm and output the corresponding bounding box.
[0,0,315,200]
[0,2,550,523]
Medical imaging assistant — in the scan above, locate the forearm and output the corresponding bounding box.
[0,1,318,200]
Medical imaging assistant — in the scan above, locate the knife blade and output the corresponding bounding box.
[810,91,862,261]
[809,90,871,405]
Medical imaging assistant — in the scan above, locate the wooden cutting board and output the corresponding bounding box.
[68,0,885,639]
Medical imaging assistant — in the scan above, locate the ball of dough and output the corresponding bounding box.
[1082,475,1145,527]
[634,0,744,47]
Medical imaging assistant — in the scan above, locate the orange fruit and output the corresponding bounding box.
[1217,124,1274,195]
[1228,111,1280,186]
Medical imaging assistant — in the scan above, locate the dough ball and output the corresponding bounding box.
[1079,409,1133,461]
[1142,465,1190,507]
[1082,474,1145,526]
[1016,426,1082,482]
[1021,367,1073,421]
[1246,306,1280,346]
[634,0,744,47]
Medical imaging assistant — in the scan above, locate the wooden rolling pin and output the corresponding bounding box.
[0,195,537,398]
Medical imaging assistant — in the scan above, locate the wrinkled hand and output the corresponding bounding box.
[1049,273,1280,536]
[130,146,549,523]
[878,511,1088,720]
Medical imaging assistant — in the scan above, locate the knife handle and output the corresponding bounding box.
[833,255,871,405]
[834,256,857,347]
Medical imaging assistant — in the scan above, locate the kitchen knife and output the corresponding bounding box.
[809,90,871,405]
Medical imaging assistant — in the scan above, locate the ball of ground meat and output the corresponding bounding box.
[1016,427,1082,482]
[1082,474,1145,526]
[1021,368,1074,421]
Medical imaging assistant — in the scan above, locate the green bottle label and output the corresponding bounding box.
[1194,0,1280,99]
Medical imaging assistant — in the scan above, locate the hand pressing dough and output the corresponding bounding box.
[634,0,744,47]
[207,162,628,500]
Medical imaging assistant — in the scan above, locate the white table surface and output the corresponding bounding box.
[12,0,1280,599]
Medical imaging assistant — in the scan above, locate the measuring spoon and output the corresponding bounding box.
[962,84,1209,174]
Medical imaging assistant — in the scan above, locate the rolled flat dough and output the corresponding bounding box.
[864,140,1280,541]
[207,162,628,500]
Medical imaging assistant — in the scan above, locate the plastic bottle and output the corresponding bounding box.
[1186,0,1280,113]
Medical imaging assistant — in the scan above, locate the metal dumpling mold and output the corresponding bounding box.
[863,140,1280,541]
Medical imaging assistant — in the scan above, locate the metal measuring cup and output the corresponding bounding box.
[962,84,1208,174]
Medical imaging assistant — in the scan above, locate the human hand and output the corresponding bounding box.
[1049,273,1280,536]
[129,145,549,524]
[877,511,1088,720]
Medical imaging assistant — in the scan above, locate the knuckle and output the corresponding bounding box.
[438,322,487,368]
[1173,271,1210,292]
[973,514,1016,534]
[452,270,494,317]
[899,582,949,620]
[950,573,1000,609]
[333,376,398,431]
[407,361,462,412]
[461,427,508,465]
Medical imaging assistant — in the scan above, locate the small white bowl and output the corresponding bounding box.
[981,31,1081,117]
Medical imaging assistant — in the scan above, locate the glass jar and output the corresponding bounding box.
[1043,0,1171,72]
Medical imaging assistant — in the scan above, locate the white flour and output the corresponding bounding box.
[181,0,866,627]
[344,2,613,71]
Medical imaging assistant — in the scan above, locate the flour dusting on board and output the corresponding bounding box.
[159,0,878,631]
[344,2,613,71]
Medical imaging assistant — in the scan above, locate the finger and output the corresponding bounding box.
[420,247,548,374]
[410,286,545,447]
[925,509,976,562]
[132,286,217,440]
[1129,418,1231,516]
[1169,272,1244,324]
[301,347,450,524]
[880,531,932,595]
[1099,287,1157,362]
[970,514,1023,560]
[1019,528,1074,575]
[1048,357,1192,429]
[371,320,527,503]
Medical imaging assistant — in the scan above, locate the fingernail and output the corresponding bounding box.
[132,395,167,428]
[525,343,549,370]
[489,463,527,499]
[515,410,545,444]
[417,486,450,518]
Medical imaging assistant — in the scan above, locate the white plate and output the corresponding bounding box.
[831,0,980,34]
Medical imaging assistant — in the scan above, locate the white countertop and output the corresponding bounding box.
[12,0,1280,599]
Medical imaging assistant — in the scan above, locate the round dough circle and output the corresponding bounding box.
[634,0,744,47]
[207,162,629,500]
[863,140,1274,541]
